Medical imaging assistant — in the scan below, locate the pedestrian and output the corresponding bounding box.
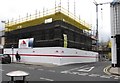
[15,51,21,62]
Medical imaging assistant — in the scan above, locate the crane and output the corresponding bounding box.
[93,1,111,51]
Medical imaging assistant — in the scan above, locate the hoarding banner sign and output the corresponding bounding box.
[19,38,34,48]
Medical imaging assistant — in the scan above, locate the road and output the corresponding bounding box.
[0,61,120,82]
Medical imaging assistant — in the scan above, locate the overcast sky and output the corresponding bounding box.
[0,0,113,42]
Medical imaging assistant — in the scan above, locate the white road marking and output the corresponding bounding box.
[40,77,54,81]
[78,67,94,72]
[60,65,88,73]
[48,70,55,72]
[68,72,75,75]
[88,74,100,77]
[71,72,79,75]
[60,71,69,74]
[100,75,112,79]
[68,65,88,71]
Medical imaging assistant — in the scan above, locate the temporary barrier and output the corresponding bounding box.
[4,47,98,65]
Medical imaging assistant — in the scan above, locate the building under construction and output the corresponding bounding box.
[4,7,96,51]
[3,6,98,65]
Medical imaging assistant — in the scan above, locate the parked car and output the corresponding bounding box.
[0,54,11,64]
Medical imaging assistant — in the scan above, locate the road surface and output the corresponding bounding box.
[1,61,120,82]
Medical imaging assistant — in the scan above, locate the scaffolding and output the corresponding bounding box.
[5,6,91,32]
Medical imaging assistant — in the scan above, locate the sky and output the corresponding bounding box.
[0,0,113,42]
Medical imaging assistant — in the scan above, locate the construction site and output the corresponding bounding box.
[2,5,99,65]
[4,6,96,51]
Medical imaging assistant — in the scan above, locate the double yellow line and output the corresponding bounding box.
[103,65,112,75]
[103,65,120,77]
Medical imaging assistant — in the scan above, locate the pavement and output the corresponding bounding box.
[105,65,120,76]
[109,66,120,76]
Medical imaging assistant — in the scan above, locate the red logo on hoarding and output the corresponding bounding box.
[20,40,27,48]
[21,40,26,44]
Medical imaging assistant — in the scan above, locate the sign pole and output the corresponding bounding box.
[12,45,14,62]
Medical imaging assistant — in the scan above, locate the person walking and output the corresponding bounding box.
[15,51,21,62]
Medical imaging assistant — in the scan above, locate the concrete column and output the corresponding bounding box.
[111,37,117,67]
